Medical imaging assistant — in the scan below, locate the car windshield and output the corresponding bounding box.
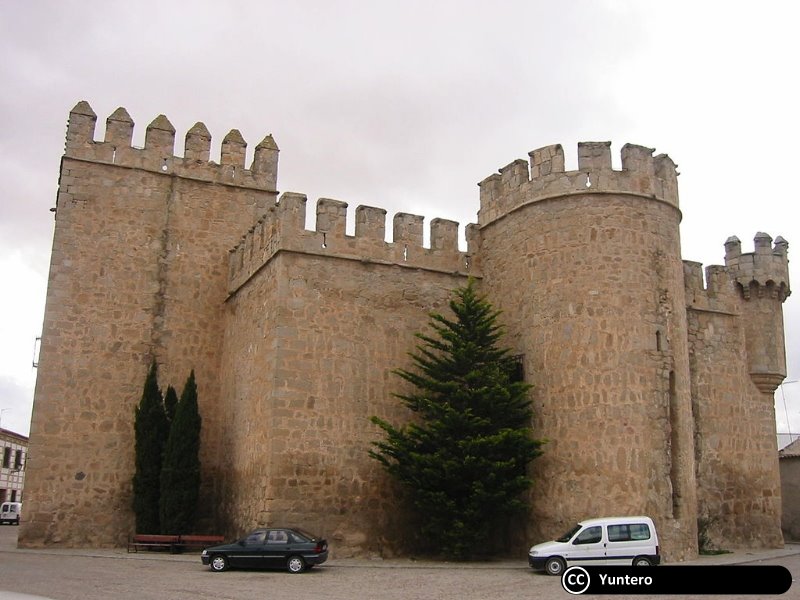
[555,524,583,543]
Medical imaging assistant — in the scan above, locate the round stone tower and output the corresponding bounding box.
[476,142,698,560]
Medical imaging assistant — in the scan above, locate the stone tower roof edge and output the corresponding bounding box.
[477,141,680,226]
[227,193,479,295]
[62,101,279,190]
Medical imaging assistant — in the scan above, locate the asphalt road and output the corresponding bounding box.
[1,526,799,600]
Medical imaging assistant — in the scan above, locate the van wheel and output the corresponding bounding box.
[545,557,566,576]
[633,556,652,567]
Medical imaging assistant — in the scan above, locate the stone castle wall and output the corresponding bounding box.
[220,191,476,555]
[20,103,791,561]
[685,235,790,549]
[20,103,278,545]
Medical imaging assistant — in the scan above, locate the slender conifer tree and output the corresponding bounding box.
[132,360,169,533]
[159,370,202,534]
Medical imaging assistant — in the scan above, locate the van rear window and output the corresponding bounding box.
[608,523,650,542]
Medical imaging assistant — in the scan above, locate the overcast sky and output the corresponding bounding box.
[1,0,798,439]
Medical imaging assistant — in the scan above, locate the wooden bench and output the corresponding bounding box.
[127,533,225,553]
[127,534,180,553]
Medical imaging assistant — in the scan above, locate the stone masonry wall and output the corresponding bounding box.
[223,196,476,556]
[20,103,278,546]
[219,193,476,556]
[476,143,698,561]
[686,238,787,550]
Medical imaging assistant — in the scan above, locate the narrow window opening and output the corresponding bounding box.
[585,174,592,188]
[656,330,662,351]
[112,147,117,164]
[508,355,525,382]
[161,158,168,172]
[321,233,327,249]
[668,370,681,518]
[403,244,408,261]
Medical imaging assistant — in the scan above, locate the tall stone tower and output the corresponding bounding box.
[477,142,698,558]
[20,102,279,545]
[686,233,790,548]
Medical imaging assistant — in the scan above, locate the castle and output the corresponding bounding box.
[19,101,791,561]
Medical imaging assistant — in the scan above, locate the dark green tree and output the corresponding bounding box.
[163,385,178,424]
[159,370,202,534]
[370,280,544,558]
[132,359,169,533]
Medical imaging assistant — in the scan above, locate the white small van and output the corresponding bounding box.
[528,515,660,575]
[0,501,22,525]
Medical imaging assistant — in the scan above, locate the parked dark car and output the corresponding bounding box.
[201,527,328,573]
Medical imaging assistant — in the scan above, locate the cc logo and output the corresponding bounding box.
[562,566,591,595]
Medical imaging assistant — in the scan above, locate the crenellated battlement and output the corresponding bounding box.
[227,193,481,294]
[683,261,740,314]
[724,233,791,301]
[477,141,679,226]
[64,101,279,191]
[684,233,791,313]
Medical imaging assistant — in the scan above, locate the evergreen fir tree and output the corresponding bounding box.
[370,280,545,558]
[132,359,169,534]
[159,370,202,534]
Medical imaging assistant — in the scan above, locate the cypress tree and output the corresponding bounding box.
[132,359,169,534]
[370,280,545,558]
[159,370,202,534]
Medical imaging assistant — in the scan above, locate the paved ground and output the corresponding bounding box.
[1,525,799,600]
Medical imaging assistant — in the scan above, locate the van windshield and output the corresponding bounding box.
[556,524,582,543]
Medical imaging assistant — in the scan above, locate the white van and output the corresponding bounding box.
[528,515,660,575]
[0,501,22,525]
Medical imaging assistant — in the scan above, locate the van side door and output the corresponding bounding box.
[605,522,654,565]
[566,525,607,566]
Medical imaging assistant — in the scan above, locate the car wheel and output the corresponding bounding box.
[287,555,306,574]
[545,556,566,576]
[210,554,229,572]
[633,556,652,567]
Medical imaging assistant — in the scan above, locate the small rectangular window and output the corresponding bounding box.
[2,448,10,469]
[630,523,651,540]
[508,355,525,382]
[14,450,22,470]
[608,524,630,542]
[608,523,651,542]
